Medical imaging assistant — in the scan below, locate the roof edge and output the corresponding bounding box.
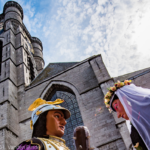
[25,54,102,90]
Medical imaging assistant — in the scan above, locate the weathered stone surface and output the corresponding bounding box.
[1,1,150,150]
[5,129,18,150]
[5,7,22,17]
[5,11,22,24]
[98,139,126,150]
[19,119,32,143]
[79,87,123,148]
[3,30,15,47]
[0,102,19,135]
[90,56,110,84]
[100,80,132,149]
[2,44,16,64]
[113,67,150,82]
[18,81,48,122]
[54,61,99,94]
[31,62,78,85]
[117,122,132,149]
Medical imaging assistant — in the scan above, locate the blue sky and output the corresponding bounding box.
[1,0,150,77]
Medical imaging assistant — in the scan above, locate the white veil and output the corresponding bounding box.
[115,84,150,149]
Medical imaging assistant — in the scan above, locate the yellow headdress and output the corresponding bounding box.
[28,98,71,130]
[28,98,64,111]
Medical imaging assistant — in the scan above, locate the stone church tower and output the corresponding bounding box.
[1,1,150,150]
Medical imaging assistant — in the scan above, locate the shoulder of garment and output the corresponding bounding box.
[14,137,45,150]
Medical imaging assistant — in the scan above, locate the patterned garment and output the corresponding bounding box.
[16,143,38,150]
[15,136,70,150]
[15,138,44,150]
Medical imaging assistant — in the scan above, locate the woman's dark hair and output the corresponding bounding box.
[113,94,119,101]
[111,94,119,111]
[32,111,48,138]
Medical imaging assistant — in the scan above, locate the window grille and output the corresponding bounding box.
[51,91,84,150]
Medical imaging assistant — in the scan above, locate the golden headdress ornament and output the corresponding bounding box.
[28,98,64,111]
[28,98,69,130]
[30,120,33,130]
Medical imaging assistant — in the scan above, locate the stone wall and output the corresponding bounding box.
[0,129,5,150]
[18,55,126,149]
[79,87,124,148]
[131,71,150,88]
[19,119,32,143]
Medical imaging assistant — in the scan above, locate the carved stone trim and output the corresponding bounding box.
[34,56,45,65]
[31,37,43,49]
[43,84,74,100]
[3,1,23,19]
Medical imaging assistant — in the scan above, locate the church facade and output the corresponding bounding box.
[0,1,150,150]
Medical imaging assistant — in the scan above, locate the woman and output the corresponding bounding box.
[104,80,150,150]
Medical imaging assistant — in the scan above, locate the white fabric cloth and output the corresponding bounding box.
[114,84,150,149]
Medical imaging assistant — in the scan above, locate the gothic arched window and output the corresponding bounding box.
[27,57,35,81]
[0,41,3,75]
[51,91,84,150]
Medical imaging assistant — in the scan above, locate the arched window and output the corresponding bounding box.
[51,91,84,150]
[27,56,35,81]
[0,41,3,74]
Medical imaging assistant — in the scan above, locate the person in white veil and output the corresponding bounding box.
[104,80,150,150]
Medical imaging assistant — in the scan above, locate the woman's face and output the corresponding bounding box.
[112,99,129,120]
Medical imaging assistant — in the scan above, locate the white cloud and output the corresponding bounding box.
[1,0,150,78]
[98,0,107,6]
[85,45,93,54]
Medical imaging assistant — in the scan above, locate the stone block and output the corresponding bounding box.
[55,61,98,94]
[90,56,110,84]
[2,44,16,64]
[15,33,23,49]
[5,11,22,24]
[9,60,17,85]
[3,30,15,47]
[19,119,32,143]
[5,7,22,17]
[18,82,48,122]
[0,102,19,135]
[117,122,132,149]
[98,139,126,150]
[1,60,10,81]
[79,87,125,148]
[16,47,23,65]
[17,64,25,86]
[5,129,18,150]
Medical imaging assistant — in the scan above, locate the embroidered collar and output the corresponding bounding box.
[49,135,66,144]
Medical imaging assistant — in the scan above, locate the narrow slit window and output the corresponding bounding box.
[28,57,35,81]
[3,88,4,96]
[0,41,3,74]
